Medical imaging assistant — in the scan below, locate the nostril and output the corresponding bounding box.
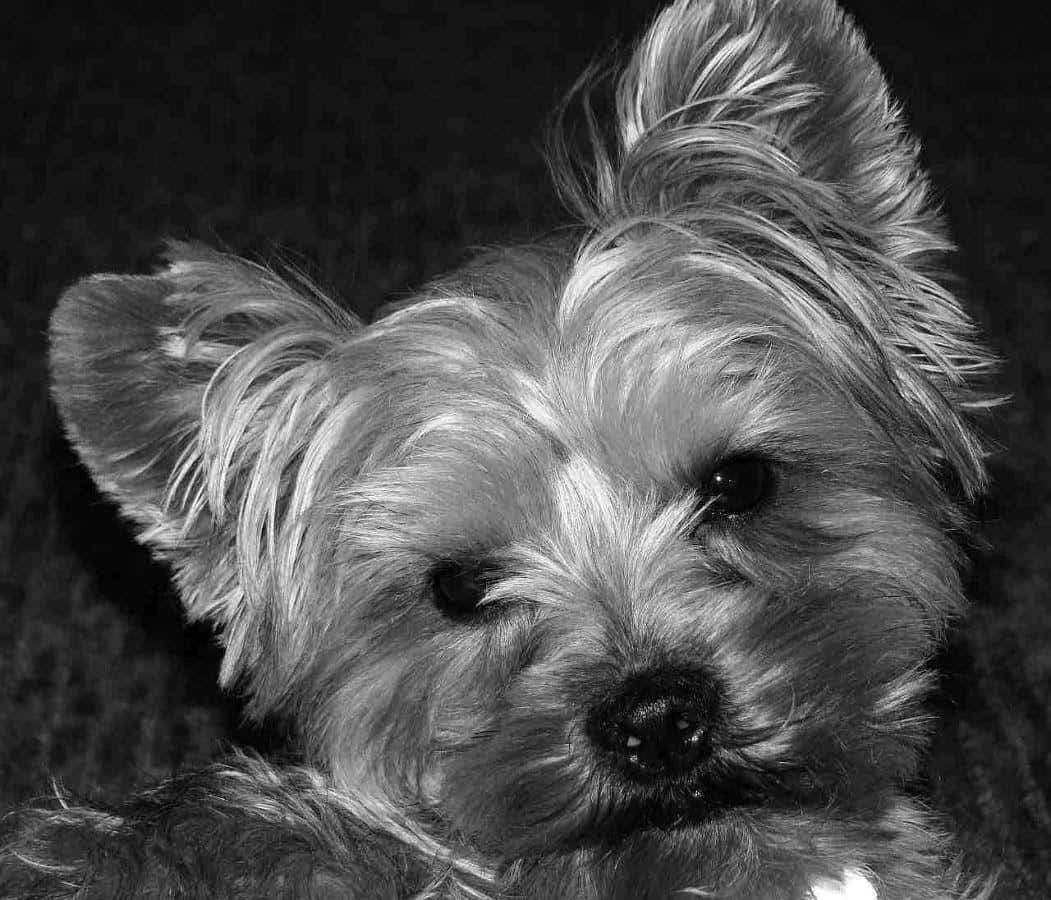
[613,703,708,771]
[588,668,720,779]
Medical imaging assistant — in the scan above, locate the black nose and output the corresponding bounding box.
[588,668,720,780]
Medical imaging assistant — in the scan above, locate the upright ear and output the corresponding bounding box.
[561,0,946,259]
[554,0,998,496]
[50,243,362,708]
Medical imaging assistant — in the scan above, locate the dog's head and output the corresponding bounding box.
[50,0,993,893]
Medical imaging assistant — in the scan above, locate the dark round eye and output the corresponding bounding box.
[430,561,493,620]
[705,457,772,517]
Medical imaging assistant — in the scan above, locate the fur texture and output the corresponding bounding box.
[2,0,997,897]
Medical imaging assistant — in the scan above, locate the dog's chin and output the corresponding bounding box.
[584,790,744,845]
[580,760,813,846]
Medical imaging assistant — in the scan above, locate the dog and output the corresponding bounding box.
[1,0,997,897]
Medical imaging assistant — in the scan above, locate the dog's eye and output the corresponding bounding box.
[704,457,772,517]
[430,561,493,620]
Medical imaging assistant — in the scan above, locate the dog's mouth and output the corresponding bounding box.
[584,754,810,842]
[578,704,830,844]
[433,665,836,854]
[433,706,824,857]
[579,670,813,837]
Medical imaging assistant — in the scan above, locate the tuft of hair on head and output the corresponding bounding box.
[548,0,1001,501]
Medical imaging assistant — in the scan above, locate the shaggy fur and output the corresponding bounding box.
[2,0,997,897]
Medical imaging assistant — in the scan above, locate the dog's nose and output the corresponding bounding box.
[588,669,719,779]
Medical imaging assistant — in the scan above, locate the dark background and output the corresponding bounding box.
[1,1,1048,896]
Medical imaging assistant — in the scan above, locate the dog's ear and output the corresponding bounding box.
[50,243,362,708]
[554,0,998,496]
[560,0,945,258]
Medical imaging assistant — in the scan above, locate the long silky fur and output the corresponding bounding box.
[0,754,492,900]
[5,0,999,898]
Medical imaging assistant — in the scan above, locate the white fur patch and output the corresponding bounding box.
[809,869,878,900]
[160,330,232,364]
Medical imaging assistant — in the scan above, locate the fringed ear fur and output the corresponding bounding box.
[49,242,362,709]
[550,0,1000,496]
[557,0,947,257]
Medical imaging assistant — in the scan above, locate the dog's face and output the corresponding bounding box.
[48,0,993,894]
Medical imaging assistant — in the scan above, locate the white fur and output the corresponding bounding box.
[810,869,879,900]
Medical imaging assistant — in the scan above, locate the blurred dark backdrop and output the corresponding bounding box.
[1,1,1048,896]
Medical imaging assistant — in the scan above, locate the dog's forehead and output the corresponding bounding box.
[390,254,859,495]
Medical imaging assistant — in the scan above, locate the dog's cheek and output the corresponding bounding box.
[721,486,966,627]
[434,677,595,854]
[304,601,522,795]
[707,581,939,802]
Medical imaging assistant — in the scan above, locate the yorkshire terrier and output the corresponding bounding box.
[2,0,997,897]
